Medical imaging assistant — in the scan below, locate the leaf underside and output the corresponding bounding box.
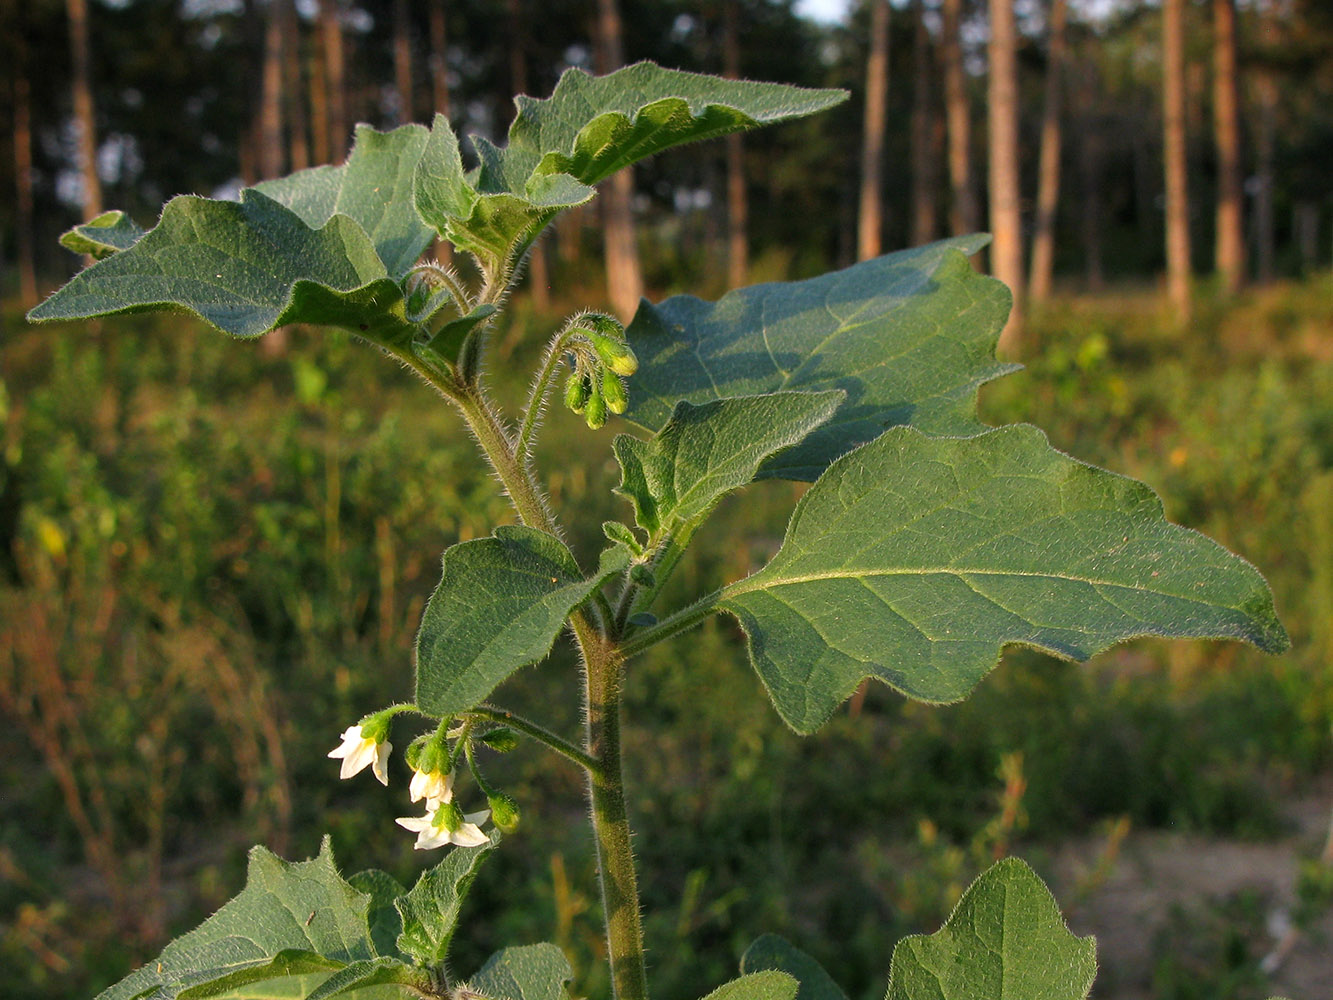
[722,424,1289,733]
[886,858,1096,1000]
[625,237,1017,482]
[415,526,630,718]
[59,209,147,258]
[466,943,574,1000]
[740,935,849,1000]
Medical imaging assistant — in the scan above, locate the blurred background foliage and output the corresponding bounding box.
[2,0,1332,998]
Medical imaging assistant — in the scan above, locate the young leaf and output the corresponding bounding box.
[466,943,573,1000]
[415,526,631,718]
[301,957,432,1000]
[700,971,799,1000]
[504,62,847,187]
[721,424,1289,733]
[58,210,146,259]
[740,935,849,1000]
[614,391,843,538]
[624,237,1017,481]
[885,858,1096,1000]
[27,190,417,347]
[395,835,499,968]
[91,838,395,1000]
[254,122,435,277]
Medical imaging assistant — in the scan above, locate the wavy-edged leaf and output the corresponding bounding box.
[28,190,418,347]
[93,838,385,1000]
[415,527,631,717]
[700,971,799,1000]
[504,62,846,187]
[59,210,147,259]
[301,958,430,1000]
[614,391,843,538]
[467,943,573,1000]
[625,237,1017,481]
[886,858,1096,1000]
[721,424,1289,733]
[740,935,848,1000]
[395,835,499,968]
[255,123,434,277]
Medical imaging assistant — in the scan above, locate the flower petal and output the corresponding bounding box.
[371,739,392,785]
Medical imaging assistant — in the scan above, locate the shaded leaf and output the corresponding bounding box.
[700,971,799,1000]
[347,870,408,961]
[740,935,848,1000]
[395,835,499,968]
[614,391,842,538]
[93,838,385,1000]
[302,958,430,1000]
[625,237,1017,481]
[28,190,417,347]
[255,123,434,277]
[721,425,1289,733]
[415,527,631,717]
[885,858,1095,1000]
[421,304,499,364]
[467,943,572,1000]
[59,210,147,258]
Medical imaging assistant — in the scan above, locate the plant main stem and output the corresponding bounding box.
[452,381,649,1000]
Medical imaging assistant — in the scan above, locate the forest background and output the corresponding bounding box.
[2,1,1332,999]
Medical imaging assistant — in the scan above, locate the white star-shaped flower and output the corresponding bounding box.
[327,724,391,785]
[395,806,491,850]
[409,766,454,806]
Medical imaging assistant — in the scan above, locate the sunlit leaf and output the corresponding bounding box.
[395,835,499,968]
[58,210,147,258]
[466,943,572,1000]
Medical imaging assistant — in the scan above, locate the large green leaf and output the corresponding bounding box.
[27,190,417,347]
[92,838,403,1000]
[700,971,799,1000]
[466,944,572,1000]
[255,123,434,277]
[504,62,847,187]
[720,424,1289,733]
[395,836,499,968]
[740,936,848,1000]
[624,237,1017,481]
[886,858,1096,1000]
[415,527,631,717]
[614,391,843,538]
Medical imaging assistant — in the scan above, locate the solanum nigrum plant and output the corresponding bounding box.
[29,63,1289,1000]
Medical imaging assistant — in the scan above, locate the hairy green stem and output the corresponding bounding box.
[462,705,602,777]
[516,330,575,461]
[619,587,724,659]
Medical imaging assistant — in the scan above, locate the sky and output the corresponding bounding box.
[793,0,853,25]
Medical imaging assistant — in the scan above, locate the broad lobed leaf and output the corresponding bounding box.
[625,237,1017,481]
[886,858,1096,1000]
[722,424,1289,733]
[466,943,573,1000]
[415,526,630,718]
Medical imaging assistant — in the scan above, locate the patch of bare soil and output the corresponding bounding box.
[1046,787,1333,1000]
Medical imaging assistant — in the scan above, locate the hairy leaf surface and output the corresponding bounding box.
[740,935,848,1000]
[28,190,417,346]
[614,391,843,537]
[886,858,1095,1000]
[700,971,799,1000]
[721,425,1289,732]
[59,210,147,258]
[395,835,499,968]
[415,526,630,717]
[625,237,1016,481]
[92,839,396,1000]
[467,943,573,1000]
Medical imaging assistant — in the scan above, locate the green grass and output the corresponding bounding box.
[1,276,1329,1000]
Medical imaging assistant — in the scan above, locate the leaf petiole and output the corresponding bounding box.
[461,705,603,779]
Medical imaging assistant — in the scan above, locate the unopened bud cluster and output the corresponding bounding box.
[560,312,638,430]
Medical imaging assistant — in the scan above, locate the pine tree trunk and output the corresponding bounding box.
[67,0,102,220]
[1076,64,1105,291]
[393,0,413,123]
[909,0,939,246]
[989,0,1025,351]
[1029,0,1067,302]
[858,0,890,261]
[1212,0,1245,293]
[942,0,977,235]
[429,0,451,117]
[1253,69,1276,283]
[13,21,38,305]
[724,0,749,286]
[259,0,285,179]
[280,0,308,170]
[1163,0,1192,321]
[596,0,643,319]
[309,13,330,167]
[507,0,547,306]
[321,0,347,162]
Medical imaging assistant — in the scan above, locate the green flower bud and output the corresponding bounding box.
[479,727,520,753]
[589,332,638,377]
[586,312,625,340]
[584,389,607,430]
[435,800,465,832]
[404,734,430,771]
[602,369,628,414]
[564,372,591,414]
[488,793,521,833]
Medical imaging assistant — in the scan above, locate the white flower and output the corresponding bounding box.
[395,806,491,850]
[409,766,454,806]
[327,724,391,785]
